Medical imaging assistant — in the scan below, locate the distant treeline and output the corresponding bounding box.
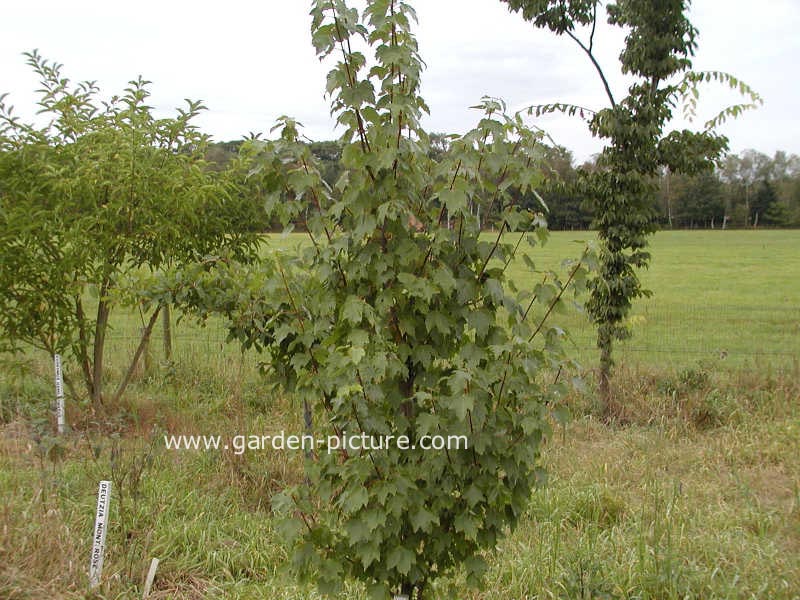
[207,139,800,230]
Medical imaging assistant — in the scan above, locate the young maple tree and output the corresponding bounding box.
[148,0,593,597]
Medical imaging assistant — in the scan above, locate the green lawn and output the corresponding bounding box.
[502,229,800,367]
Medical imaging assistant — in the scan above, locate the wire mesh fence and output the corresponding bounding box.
[560,303,799,365]
[102,302,800,370]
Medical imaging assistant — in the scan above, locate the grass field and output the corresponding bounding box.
[1,230,798,599]
[503,229,799,366]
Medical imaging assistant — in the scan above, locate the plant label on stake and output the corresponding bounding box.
[142,557,160,598]
[89,480,111,588]
[54,353,65,434]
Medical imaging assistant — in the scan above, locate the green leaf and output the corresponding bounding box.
[454,512,479,541]
[447,393,474,422]
[424,311,451,335]
[358,540,382,569]
[484,278,504,304]
[362,508,385,532]
[552,405,571,425]
[466,310,492,338]
[439,188,467,213]
[416,412,440,437]
[342,295,364,324]
[367,582,391,600]
[432,265,457,294]
[464,555,489,587]
[341,486,369,514]
[386,546,415,576]
[345,517,372,543]
[349,345,366,365]
[463,484,484,507]
[410,506,439,532]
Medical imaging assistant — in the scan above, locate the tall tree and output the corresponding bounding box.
[534,145,592,230]
[501,0,759,411]
[751,179,786,226]
[718,150,800,227]
[673,172,725,228]
[309,139,344,185]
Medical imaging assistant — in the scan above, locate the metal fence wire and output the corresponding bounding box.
[103,303,800,367]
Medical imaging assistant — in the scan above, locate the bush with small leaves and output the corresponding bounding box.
[0,52,261,408]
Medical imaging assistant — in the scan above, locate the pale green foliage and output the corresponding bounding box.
[147,1,593,597]
[676,70,763,130]
[0,51,260,403]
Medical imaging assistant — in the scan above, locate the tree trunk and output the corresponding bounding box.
[75,296,95,400]
[140,326,153,376]
[92,296,111,408]
[112,306,162,404]
[665,168,673,228]
[599,356,611,417]
[598,328,614,419]
[162,304,173,361]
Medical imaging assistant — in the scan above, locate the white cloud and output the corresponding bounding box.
[1,0,797,162]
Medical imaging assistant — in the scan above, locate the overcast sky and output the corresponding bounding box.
[2,0,798,163]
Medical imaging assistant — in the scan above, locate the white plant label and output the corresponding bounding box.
[54,353,65,434]
[89,480,111,588]
[142,557,160,598]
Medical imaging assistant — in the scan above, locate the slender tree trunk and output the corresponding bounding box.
[599,365,611,415]
[162,304,173,361]
[112,306,162,404]
[396,363,419,600]
[598,327,613,419]
[666,168,673,228]
[75,296,95,399]
[92,292,111,408]
[140,326,153,376]
[745,183,750,227]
